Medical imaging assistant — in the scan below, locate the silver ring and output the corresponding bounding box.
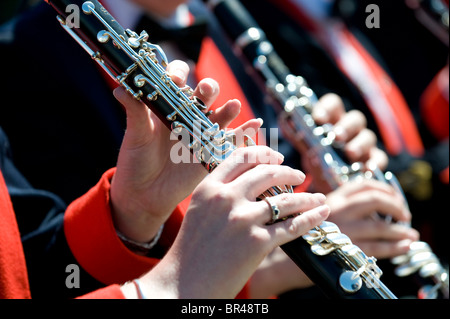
[264,197,280,223]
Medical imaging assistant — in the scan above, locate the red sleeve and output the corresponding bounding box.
[235,282,250,299]
[64,168,184,285]
[420,66,449,142]
[77,284,125,299]
[0,172,31,299]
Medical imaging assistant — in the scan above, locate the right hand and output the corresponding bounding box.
[281,93,388,194]
[325,179,420,259]
[128,146,330,299]
[311,93,388,171]
[110,60,262,244]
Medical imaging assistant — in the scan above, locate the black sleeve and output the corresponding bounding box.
[0,127,104,299]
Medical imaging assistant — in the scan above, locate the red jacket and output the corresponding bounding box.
[1,167,250,299]
[0,168,183,299]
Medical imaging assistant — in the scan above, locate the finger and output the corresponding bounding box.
[210,146,285,183]
[232,164,306,200]
[192,78,220,108]
[257,192,326,223]
[340,220,419,242]
[229,118,264,146]
[334,188,410,222]
[208,99,242,129]
[357,239,416,260]
[366,148,389,172]
[312,93,346,124]
[327,179,411,221]
[344,129,377,163]
[166,60,190,87]
[268,205,330,247]
[330,179,397,197]
[113,86,147,115]
[113,87,155,148]
[333,110,367,143]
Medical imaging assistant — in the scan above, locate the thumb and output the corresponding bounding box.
[113,86,156,148]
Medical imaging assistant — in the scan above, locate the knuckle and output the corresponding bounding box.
[364,128,377,142]
[212,188,235,203]
[277,193,291,205]
[373,220,388,233]
[350,109,367,125]
[287,219,299,236]
[324,93,343,109]
[254,164,276,178]
[367,192,383,206]
[247,227,268,244]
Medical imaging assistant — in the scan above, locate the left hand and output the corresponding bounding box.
[312,93,388,170]
[325,179,420,259]
[130,146,329,298]
[282,93,388,193]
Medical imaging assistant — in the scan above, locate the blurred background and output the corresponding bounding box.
[0,0,40,24]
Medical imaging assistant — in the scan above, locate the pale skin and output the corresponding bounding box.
[110,60,326,298]
[110,60,262,244]
[252,94,420,297]
[120,146,330,298]
[110,61,416,299]
[310,94,419,259]
[112,60,327,298]
[109,0,420,298]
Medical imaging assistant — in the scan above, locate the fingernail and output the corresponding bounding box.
[199,79,216,96]
[333,125,347,141]
[199,85,207,96]
[408,229,420,240]
[314,193,326,203]
[257,118,264,126]
[314,108,327,123]
[173,69,186,82]
[397,239,413,251]
[317,204,331,217]
[297,170,306,180]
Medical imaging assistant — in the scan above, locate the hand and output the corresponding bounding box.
[312,93,388,170]
[325,179,420,259]
[124,146,330,298]
[110,60,263,243]
[280,93,388,193]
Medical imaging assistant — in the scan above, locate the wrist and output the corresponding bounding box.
[116,224,164,256]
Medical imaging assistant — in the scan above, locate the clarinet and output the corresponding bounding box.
[45,0,237,173]
[45,0,397,299]
[203,0,449,299]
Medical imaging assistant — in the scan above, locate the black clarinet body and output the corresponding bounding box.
[46,0,238,172]
[51,0,194,126]
[46,0,398,299]
[45,0,172,126]
[203,0,448,299]
[204,0,400,299]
